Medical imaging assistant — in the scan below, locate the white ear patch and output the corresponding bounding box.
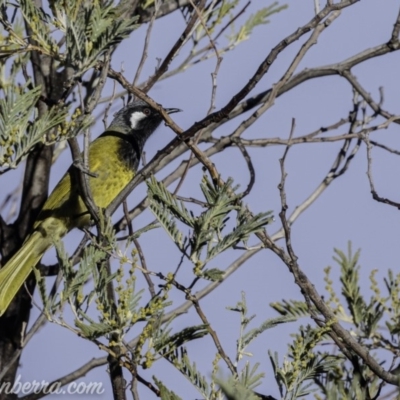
[129,111,147,129]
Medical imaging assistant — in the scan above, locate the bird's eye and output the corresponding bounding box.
[143,108,151,116]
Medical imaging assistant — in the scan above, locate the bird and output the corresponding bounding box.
[0,99,181,316]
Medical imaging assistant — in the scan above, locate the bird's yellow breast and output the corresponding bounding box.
[34,133,136,235]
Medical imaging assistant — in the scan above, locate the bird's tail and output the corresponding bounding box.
[0,231,45,316]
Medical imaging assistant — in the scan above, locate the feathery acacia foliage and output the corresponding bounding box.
[148,174,273,275]
[0,86,68,170]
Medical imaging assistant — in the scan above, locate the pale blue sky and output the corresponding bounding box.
[5,1,400,398]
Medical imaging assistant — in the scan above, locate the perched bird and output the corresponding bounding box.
[0,100,180,316]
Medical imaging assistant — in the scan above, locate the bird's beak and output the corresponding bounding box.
[165,108,182,115]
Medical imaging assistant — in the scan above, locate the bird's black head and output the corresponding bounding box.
[106,100,181,171]
[109,100,181,140]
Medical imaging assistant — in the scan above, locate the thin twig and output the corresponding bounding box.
[142,0,207,92]
[175,195,208,207]
[102,78,117,130]
[364,133,400,209]
[188,0,222,114]
[342,70,400,124]
[232,138,255,200]
[390,6,400,44]
[369,140,400,156]
[133,0,159,86]
[190,293,237,375]
[214,1,251,41]
[122,179,155,298]
[164,270,237,376]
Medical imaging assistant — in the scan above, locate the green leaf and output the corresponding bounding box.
[153,377,183,400]
[162,347,209,398]
[228,2,288,44]
[62,2,139,73]
[155,324,209,355]
[205,210,272,262]
[242,315,297,349]
[74,318,113,340]
[334,243,368,329]
[201,268,225,281]
[217,377,260,400]
[270,299,311,318]
[147,176,195,227]
[148,176,193,251]
[0,86,68,170]
[239,362,265,391]
[20,0,58,55]
[148,196,185,251]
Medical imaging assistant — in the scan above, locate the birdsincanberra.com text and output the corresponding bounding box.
[0,375,105,396]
